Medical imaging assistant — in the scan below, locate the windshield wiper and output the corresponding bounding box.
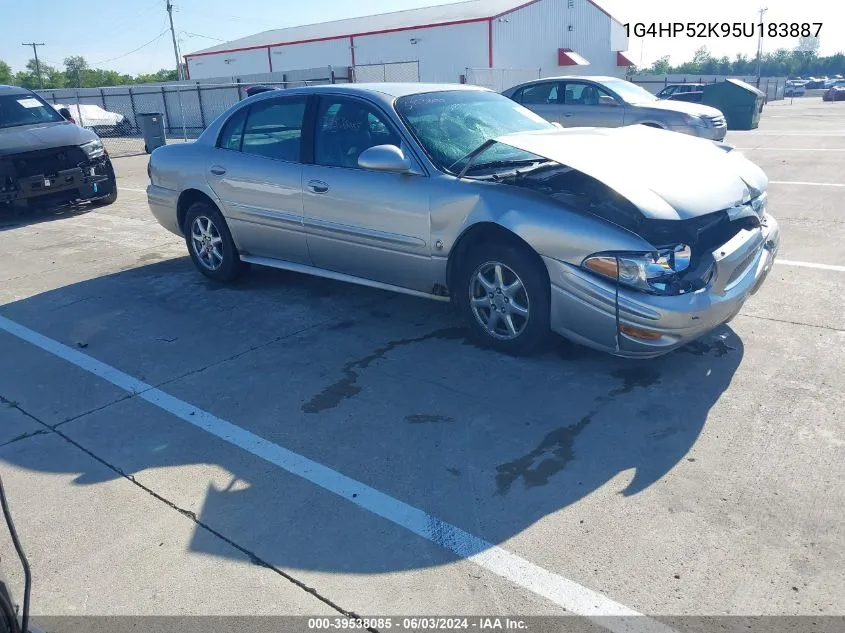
[465,158,553,173]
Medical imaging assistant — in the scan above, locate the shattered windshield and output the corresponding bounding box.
[395,90,553,174]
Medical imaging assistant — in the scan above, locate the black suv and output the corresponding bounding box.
[1,85,117,214]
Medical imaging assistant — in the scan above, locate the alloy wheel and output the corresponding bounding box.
[469,262,530,340]
[190,215,224,271]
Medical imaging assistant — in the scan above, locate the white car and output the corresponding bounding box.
[55,103,130,136]
[784,82,806,97]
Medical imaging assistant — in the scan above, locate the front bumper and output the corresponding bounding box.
[0,156,114,209]
[545,212,780,359]
[670,123,728,142]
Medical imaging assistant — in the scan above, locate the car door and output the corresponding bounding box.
[512,81,564,123]
[560,81,625,128]
[657,86,676,99]
[205,96,310,264]
[301,95,433,293]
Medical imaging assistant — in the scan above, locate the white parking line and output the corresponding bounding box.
[735,148,845,151]
[0,314,675,633]
[769,181,845,187]
[776,259,845,273]
[118,187,148,193]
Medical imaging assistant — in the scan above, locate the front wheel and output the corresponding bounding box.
[456,242,551,356]
[184,201,245,282]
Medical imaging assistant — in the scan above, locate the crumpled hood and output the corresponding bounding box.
[495,125,767,220]
[0,122,98,156]
[638,99,724,118]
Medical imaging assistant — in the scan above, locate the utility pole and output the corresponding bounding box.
[755,7,768,87]
[21,42,45,89]
[166,0,182,80]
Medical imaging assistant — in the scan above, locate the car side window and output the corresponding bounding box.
[563,83,619,107]
[218,108,248,150]
[518,82,560,105]
[314,97,401,169]
[240,97,307,162]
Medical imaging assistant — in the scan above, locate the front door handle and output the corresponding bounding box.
[307,180,329,194]
[210,165,226,176]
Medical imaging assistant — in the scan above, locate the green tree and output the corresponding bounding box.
[0,60,13,85]
[63,55,90,87]
[648,55,671,75]
[797,36,820,54]
[14,58,65,89]
[135,69,178,84]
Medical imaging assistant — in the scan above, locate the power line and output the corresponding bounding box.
[21,42,45,88]
[180,31,226,42]
[89,29,170,65]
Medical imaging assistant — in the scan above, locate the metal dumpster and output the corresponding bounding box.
[137,112,166,153]
[702,79,765,130]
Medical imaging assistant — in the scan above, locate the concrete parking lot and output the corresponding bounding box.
[0,97,843,632]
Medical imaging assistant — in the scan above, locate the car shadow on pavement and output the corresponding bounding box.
[0,256,744,575]
[0,202,100,232]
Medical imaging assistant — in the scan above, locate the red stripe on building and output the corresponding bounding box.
[184,17,490,59]
[488,19,494,68]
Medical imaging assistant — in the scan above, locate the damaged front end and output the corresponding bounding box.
[0,142,114,213]
[503,164,769,298]
[490,153,778,357]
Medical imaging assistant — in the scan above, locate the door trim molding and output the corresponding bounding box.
[303,215,427,248]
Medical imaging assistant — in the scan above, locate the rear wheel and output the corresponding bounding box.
[456,241,551,356]
[184,201,245,282]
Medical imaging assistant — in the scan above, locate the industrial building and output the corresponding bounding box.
[184,0,631,84]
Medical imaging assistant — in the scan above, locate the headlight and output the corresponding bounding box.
[582,245,692,294]
[80,140,104,159]
[683,114,706,127]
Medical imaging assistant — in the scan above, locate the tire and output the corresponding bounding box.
[183,201,246,282]
[92,161,118,206]
[456,241,551,356]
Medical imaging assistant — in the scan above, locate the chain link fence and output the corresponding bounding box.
[464,68,542,93]
[352,61,420,83]
[37,63,419,158]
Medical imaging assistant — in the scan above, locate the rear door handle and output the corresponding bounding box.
[210,165,226,176]
[307,180,329,194]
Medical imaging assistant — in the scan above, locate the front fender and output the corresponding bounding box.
[431,176,654,268]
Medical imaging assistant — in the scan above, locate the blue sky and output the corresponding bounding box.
[1,0,842,76]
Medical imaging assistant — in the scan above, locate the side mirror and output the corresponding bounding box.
[58,107,75,123]
[358,145,412,173]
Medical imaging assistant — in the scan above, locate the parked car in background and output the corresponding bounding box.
[784,81,807,97]
[1,85,117,213]
[55,103,131,137]
[146,83,779,358]
[804,77,827,89]
[245,85,278,97]
[657,84,705,101]
[822,85,845,102]
[503,76,727,140]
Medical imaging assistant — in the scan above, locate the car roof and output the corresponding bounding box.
[519,76,622,83]
[0,85,33,96]
[265,83,489,99]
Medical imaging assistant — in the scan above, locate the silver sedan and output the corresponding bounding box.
[502,76,728,141]
[147,83,779,358]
